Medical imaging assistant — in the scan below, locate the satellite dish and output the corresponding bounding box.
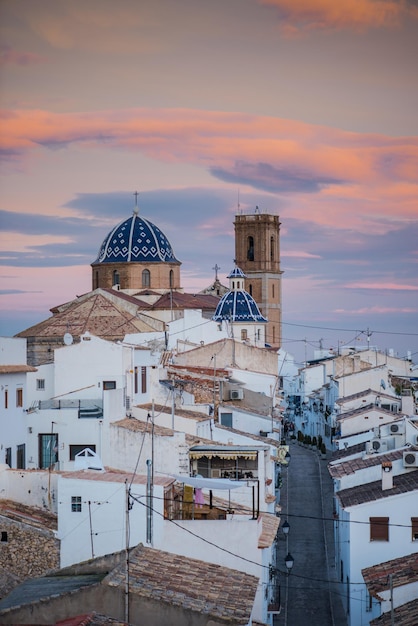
[63,332,73,346]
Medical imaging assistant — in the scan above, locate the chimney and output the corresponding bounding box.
[381,461,393,490]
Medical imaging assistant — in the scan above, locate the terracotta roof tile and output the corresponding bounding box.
[329,447,409,478]
[258,513,280,548]
[369,597,418,626]
[60,469,174,488]
[0,365,37,373]
[362,552,418,599]
[105,544,258,624]
[336,468,418,508]
[0,499,57,531]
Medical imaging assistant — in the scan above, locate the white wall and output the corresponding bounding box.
[341,490,418,626]
[0,466,59,512]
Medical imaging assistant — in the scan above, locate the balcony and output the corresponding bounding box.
[36,399,103,418]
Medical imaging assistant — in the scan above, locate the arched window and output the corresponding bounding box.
[272,283,275,298]
[94,271,99,289]
[270,236,275,261]
[247,236,254,261]
[113,269,120,286]
[169,269,174,288]
[142,269,150,287]
[249,284,253,296]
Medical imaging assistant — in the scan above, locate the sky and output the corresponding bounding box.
[1,0,417,366]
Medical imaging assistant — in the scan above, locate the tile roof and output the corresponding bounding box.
[328,447,409,478]
[258,513,280,548]
[369,597,418,626]
[151,291,220,311]
[138,402,212,421]
[336,404,398,422]
[362,552,418,599]
[0,574,104,612]
[0,364,37,373]
[60,469,174,488]
[0,498,57,531]
[105,544,258,624]
[331,442,368,460]
[336,468,418,508]
[16,291,160,340]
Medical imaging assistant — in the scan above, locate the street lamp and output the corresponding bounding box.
[285,553,294,573]
[282,520,290,535]
[285,450,291,464]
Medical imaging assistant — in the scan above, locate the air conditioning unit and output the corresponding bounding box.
[368,439,389,453]
[390,423,404,434]
[403,451,418,467]
[229,389,244,400]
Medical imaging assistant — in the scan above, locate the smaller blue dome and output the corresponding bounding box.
[227,267,246,279]
[213,291,267,323]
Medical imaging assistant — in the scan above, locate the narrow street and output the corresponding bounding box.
[274,441,347,626]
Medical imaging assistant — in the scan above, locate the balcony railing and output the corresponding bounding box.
[35,399,103,418]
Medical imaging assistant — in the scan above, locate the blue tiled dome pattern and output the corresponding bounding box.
[94,215,179,264]
[213,291,267,323]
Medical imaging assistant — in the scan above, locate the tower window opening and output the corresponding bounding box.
[270,236,275,261]
[169,269,174,288]
[142,269,150,288]
[247,236,254,261]
[272,283,275,298]
[113,269,120,286]
[249,284,253,296]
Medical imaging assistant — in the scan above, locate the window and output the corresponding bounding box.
[71,496,82,512]
[1,532,7,542]
[94,270,99,289]
[4,389,8,409]
[241,329,248,340]
[16,388,23,407]
[220,413,233,428]
[36,379,45,391]
[69,444,96,461]
[113,269,120,286]
[39,433,58,469]
[247,236,254,261]
[169,269,174,288]
[142,269,150,287]
[5,448,11,468]
[16,444,25,469]
[141,366,147,394]
[366,593,373,612]
[103,380,116,390]
[370,517,389,541]
[412,518,418,541]
[134,367,138,394]
[272,326,275,344]
[249,283,253,296]
[270,236,275,261]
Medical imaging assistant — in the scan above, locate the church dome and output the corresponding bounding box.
[93,210,180,265]
[213,265,267,323]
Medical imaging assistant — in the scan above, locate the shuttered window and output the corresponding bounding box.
[370,517,389,541]
[412,518,418,541]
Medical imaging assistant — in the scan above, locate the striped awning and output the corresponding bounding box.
[189,450,258,461]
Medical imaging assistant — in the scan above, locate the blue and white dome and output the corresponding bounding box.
[213,266,267,323]
[93,211,180,265]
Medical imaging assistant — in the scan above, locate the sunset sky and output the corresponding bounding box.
[1,0,417,365]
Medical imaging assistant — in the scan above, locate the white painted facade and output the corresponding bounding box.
[335,486,418,626]
[0,337,32,469]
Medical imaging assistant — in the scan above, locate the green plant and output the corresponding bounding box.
[317,435,323,449]
[312,436,318,448]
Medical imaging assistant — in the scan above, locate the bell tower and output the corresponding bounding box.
[234,209,282,347]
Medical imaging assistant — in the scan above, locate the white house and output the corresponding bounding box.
[332,460,418,626]
[0,337,36,469]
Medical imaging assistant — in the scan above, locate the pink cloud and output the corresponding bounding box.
[1,107,417,233]
[344,282,418,291]
[334,306,418,314]
[258,0,418,34]
[0,45,47,67]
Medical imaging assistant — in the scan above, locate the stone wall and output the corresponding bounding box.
[0,515,59,599]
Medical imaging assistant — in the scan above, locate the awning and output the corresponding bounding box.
[172,474,242,490]
[189,451,257,461]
